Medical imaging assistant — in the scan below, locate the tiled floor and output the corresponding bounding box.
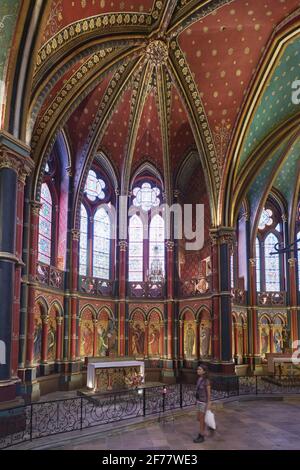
[50,399,300,450]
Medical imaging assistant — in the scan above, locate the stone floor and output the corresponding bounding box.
[49,399,300,451]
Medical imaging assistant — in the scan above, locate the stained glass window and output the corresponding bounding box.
[84,170,106,202]
[265,233,280,291]
[93,208,110,279]
[256,238,261,292]
[149,215,165,280]
[128,215,144,282]
[38,183,53,265]
[258,208,273,230]
[133,183,160,212]
[79,205,88,276]
[230,253,234,289]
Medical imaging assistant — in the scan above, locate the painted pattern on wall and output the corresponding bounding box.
[240,37,300,169]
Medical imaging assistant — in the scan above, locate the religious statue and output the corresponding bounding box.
[185,323,195,358]
[200,322,211,358]
[282,327,291,352]
[33,318,42,362]
[82,323,93,356]
[47,322,56,361]
[274,330,282,353]
[98,324,108,357]
[132,323,145,356]
[261,327,269,355]
[149,324,160,356]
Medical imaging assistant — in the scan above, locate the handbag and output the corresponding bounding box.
[205,410,216,430]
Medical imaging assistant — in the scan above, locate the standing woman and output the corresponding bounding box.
[194,364,211,443]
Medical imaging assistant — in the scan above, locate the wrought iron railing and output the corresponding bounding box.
[257,291,286,306]
[79,276,114,297]
[179,279,210,298]
[1,376,300,449]
[128,282,165,299]
[37,263,64,290]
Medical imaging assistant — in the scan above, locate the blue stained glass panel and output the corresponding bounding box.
[256,238,261,292]
[265,233,280,291]
[38,183,52,265]
[93,208,110,280]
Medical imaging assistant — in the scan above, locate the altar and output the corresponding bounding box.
[265,352,300,375]
[87,358,145,392]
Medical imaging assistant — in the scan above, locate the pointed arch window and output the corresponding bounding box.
[38,183,53,265]
[79,166,114,280]
[93,208,111,280]
[79,205,88,276]
[255,237,261,292]
[265,233,280,291]
[149,214,165,281]
[256,206,283,292]
[128,215,144,282]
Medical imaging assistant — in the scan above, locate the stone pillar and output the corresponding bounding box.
[118,241,127,357]
[179,320,184,362]
[70,230,80,365]
[195,320,200,360]
[249,258,259,362]
[288,258,298,345]
[243,323,248,359]
[209,228,235,373]
[0,133,33,403]
[56,317,63,364]
[162,241,176,383]
[26,201,42,368]
[210,232,220,362]
[41,315,49,364]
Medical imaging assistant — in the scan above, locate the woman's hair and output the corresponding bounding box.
[197,363,209,379]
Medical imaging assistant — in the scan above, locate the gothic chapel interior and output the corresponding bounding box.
[1,0,300,407]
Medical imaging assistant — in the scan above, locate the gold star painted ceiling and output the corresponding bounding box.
[22,0,300,225]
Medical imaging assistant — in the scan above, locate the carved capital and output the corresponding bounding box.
[0,149,34,183]
[41,315,49,325]
[249,258,256,267]
[30,200,43,216]
[71,229,80,241]
[209,227,236,246]
[119,241,128,251]
[165,241,174,251]
[288,258,297,268]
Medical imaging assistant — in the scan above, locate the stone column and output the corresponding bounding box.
[162,241,176,383]
[118,241,127,357]
[41,314,49,365]
[56,317,63,365]
[70,230,80,365]
[249,258,259,362]
[209,228,235,373]
[93,319,98,357]
[288,258,298,345]
[25,201,42,369]
[0,133,33,403]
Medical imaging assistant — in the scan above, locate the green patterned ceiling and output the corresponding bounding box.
[274,135,300,204]
[248,138,289,216]
[239,36,300,171]
[0,1,20,89]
